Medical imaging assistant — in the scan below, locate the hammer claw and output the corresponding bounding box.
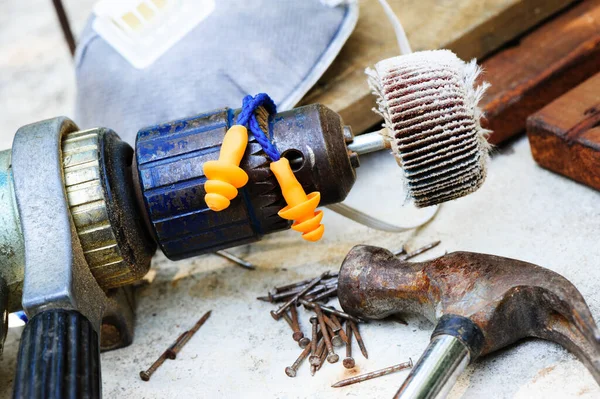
[338,245,600,390]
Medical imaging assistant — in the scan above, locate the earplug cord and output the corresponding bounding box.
[328,202,439,232]
[237,93,280,161]
[377,0,412,55]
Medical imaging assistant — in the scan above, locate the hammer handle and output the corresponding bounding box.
[13,309,101,399]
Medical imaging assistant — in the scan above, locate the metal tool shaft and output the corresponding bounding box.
[394,335,470,399]
[347,130,389,155]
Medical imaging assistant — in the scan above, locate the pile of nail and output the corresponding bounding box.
[258,241,440,380]
[259,270,367,377]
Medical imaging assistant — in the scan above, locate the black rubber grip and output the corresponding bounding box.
[13,309,101,399]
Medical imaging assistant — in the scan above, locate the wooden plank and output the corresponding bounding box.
[481,0,600,144]
[300,0,576,134]
[527,72,600,191]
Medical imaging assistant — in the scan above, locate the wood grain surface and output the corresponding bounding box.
[300,0,576,133]
[527,72,600,191]
[481,0,600,144]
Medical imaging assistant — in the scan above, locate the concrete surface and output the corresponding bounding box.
[0,1,599,399]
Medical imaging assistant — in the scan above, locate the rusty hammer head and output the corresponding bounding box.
[338,246,600,391]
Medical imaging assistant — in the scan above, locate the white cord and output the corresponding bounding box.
[377,0,412,55]
[327,203,439,232]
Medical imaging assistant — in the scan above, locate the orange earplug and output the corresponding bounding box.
[203,125,249,211]
[270,158,324,241]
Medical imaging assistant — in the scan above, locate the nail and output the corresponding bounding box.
[215,250,256,270]
[307,285,338,303]
[166,332,190,359]
[393,244,406,256]
[140,310,211,381]
[273,278,338,302]
[285,344,312,377]
[272,271,337,294]
[322,315,343,347]
[330,315,349,344]
[314,304,339,363]
[349,320,368,359]
[343,322,355,369]
[309,317,320,366]
[298,299,361,323]
[331,359,413,388]
[316,339,328,371]
[139,352,168,381]
[330,327,343,347]
[168,310,212,358]
[262,284,325,303]
[271,273,327,320]
[289,304,305,343]
[396,241,440,261]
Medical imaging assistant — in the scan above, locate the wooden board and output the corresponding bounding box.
[481,0,600,144]
[527,72,600,191]
[300,0,577,133]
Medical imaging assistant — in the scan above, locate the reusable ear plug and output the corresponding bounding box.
[270,158,324,242]
[203,125,249,211]
[203,93,324,241]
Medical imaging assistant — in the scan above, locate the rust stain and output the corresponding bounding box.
[532,365,556,383]
[341,365,361,378]
[188,274,223,298]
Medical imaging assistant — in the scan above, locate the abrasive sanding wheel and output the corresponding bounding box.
[367,50,491,208]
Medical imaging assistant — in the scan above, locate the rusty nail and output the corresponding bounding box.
[349,320,368,359]
[140,310,211,381]
[165,332,190,359]
[168,310,212,358]
[393,244,407,256]
[330,328,343,347]
[309,285,338,303]
[309,317,320,365]
[298,299,361,323]
[396,241,441,261]
[332,359,413,388]
[330,315,349,344]
[316,339,328,371]
[322,315,343,347]
[343,322,355,369]
[285,344,312,377]
[139,352,168,381]
[271,273,327,320]
[289,304,304,342]
[299,337,311,348]
[272,271,337,294]
[314,304,339,363]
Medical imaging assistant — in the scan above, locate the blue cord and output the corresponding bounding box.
[237,93,281,161]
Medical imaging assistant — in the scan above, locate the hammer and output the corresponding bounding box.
[338,246,600,398]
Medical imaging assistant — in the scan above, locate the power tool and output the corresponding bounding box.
[0,104,362,397]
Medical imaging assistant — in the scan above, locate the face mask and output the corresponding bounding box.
[74,0,358,144]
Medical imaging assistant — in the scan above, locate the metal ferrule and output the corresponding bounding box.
[394,334,470,399]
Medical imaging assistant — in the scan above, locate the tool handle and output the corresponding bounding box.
[13,309,101,399]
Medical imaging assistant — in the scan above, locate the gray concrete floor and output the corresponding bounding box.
[1,1,599,398]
